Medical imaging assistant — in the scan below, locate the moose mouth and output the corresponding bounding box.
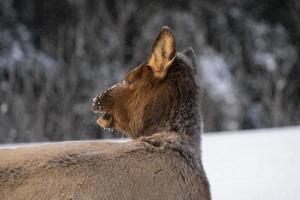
[92,97,113,128]
[96,112,113,128]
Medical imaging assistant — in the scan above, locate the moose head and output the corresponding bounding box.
[92,26,200,139]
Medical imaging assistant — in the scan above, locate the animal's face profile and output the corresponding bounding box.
[92,26,198,139]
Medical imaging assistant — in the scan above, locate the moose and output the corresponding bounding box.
[0,27,210,200]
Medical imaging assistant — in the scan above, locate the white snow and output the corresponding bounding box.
[198,49,237,104]
[254,52,277,72]
[203,126,300,200]
[1,126,299,199]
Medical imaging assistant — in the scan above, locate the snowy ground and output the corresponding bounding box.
[1,126,299,200]
[203,126,300,200]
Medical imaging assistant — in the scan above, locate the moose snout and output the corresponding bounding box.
[92,92,114,128]
[92,82,120,113]
[92,93,113,112]
[92,95,103,112]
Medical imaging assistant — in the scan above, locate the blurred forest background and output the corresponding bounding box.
[0,0,299,143]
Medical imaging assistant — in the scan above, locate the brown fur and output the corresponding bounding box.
[0,27,210,199]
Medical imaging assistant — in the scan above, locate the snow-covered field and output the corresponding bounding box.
[203,126,300,200]
[1,126,299,200]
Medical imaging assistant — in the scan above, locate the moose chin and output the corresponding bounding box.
[0,26,210,200]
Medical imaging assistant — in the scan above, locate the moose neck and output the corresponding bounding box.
[139,101,203,161]
[139,58,202,152]
[140,110,202,140]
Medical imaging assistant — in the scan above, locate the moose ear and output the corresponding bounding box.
[148,26,176,79]
[182,47,197,73]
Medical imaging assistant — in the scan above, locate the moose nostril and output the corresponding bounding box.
[103,113,111,120]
